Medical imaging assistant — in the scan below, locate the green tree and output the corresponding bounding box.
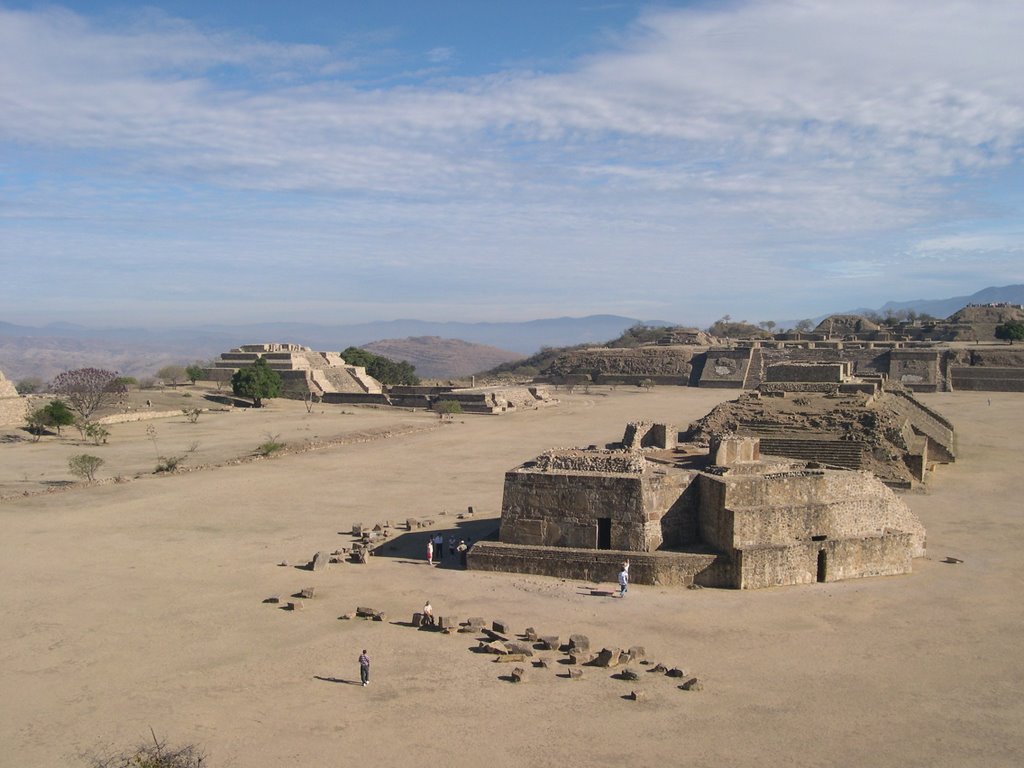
[794,319,814,333]
[184,363,205,384]
[51,368,127,421]
[434,399,463,419]
[44,399,76,435]
[341,347,420,385]
[995,321,1024,344]
[231,357,282,407]
[68,454,104,482]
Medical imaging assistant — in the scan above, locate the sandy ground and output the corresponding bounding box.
[1,387,1022,767]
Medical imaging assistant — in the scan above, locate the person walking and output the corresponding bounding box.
[618,567,629,598]
[457,539,468,568]
[433,533,444,563]
[426,538,434,566]
[358,650,370,686]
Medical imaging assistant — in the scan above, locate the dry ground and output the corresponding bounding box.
[1,387,1022,767]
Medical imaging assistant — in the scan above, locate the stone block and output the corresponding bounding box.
[352,524,364,536]
[620,668,639,681]
[299,587,315,599]
[535,657,550,669]
[263,595,280,604]
[628,645,646,661]
[311,551,328,571]
[540,636,560,651]
[630,690,646,702]
[506,642,534,657]
[438,616,458,629]
[287,601,302,611]
[524,627,539,642]
[406,518,419,530]
[510,667,526,683]
[568,634,590,653]
[494,653,526,664]
[680,677,703,691]
[569,652,595,665]
[372,612,386,622]
[355,606,379,617]
[412,612,424,626]
[567,667,583,680]
[651,663,668,674]
[666,667,685,678]
[593,648,622,668]
[492,619,511,635]
[466,616,486,628]
[480,641,509,655]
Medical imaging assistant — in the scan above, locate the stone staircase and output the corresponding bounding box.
[757,437,867,470]
[742,347,765,390]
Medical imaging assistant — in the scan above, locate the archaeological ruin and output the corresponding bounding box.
[471,365,948,589]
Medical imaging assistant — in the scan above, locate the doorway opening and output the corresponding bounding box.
[596,518,612,550]
[816,549,827,582]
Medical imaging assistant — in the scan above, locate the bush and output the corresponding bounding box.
[68,454,104,482]
[85,733,206,768]
[84,422,110,445]
[257,433,285,456]
[182,408,201,423]
[434,399,463,419]
[155,455,185,473]
[15,377,43,394]
[26,399,76,437]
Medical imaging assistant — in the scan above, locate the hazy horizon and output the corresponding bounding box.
[3,1,1023,328]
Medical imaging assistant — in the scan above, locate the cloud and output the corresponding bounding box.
[1,1,1023,324]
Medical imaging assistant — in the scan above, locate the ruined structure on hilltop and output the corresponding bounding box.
[537,310,1024,393]
[470,364,949,589]
[206,343,384,397]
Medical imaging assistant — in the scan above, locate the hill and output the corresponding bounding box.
[361,337,524,379]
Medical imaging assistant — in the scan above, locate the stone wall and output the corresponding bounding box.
[621,422,677,450]
[499,469,647,550]
[765,362,847,383]
[469,541,728,587]
[887,349,941,391]
[698,349,750,388]
[0,396,28,426]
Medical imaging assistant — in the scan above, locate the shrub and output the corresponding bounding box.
[85,732,206,768]
[182,407,201,423]
[155,455,185,473]
[84,422,110,445]
[68,454,104,482]
[257,433,285,456]
[15,377,43,394]
[434,399,463,419]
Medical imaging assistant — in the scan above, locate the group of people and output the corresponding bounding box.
[426,534,470,567]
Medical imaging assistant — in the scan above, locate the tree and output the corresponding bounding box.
[15,377,43,395]
[995,321,1024,344]
[31,399,76,436]
[341,347,420,385]
[794,319,814,333]
[231,357,282,407]
[68,454,104,482]
[759,320,777,332]
[50,368,127,421]
[184,362,206,385]
[157,365,188,387]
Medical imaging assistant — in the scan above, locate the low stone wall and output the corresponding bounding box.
[468,541,728,587]
[950,367,1024,392]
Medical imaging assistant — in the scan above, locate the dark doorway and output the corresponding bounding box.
[816,549,827,582]
[596,518,612,550]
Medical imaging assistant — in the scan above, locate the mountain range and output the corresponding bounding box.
[2,285,1021,383]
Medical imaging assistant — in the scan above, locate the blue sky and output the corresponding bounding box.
[2,0,1022,328]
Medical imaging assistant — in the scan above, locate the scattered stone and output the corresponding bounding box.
[480,641,509,655]
[311,551,328,571]
[524,627,539,642]
[406,518,419,530]
[263,595,280,604]
[510,667,526,683]
[506,642,534,657]
[620,668,640,681]
[569,652,595,665]
[535,657,550,669]
[568,634,590,653]
[540,636,560,651]
[299,587,315,599]
[355,606,379,618]
[372,523,383,532]
[494,653,527,664]
[467,506,474,515]
[352,523,364,536]
[340,613,354,620]
[680,677,703,691]
[628,645,646,661]
[412,612,424,626]
[492,620,511,635]
[619,651,633,664]
[651,663,668,674]
[278,561,289,567]
[666,667,686,678]
[687,583,704,590]
[593,648,622,668]
[438,616,459,630]
[466,617,486,628]
[372,612,386,622]
[630,690,646,702]
[567,667,583,680]
[286,601,303,611]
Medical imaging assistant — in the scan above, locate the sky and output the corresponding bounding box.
[1,0,1023,329]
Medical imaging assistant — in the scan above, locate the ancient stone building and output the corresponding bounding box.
[206,343,384,397]
[471,430,928,590]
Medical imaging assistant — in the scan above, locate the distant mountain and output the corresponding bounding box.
[362,337,524,379]
[876,284,1024,319]
[0,314,658,382]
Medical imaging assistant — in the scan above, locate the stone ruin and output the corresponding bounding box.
[470,369,949,589]
[206,343,384,398]
[0,368,28,426]
[688,367,956,488]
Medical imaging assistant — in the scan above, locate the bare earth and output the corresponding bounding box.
[1,387,1022,767]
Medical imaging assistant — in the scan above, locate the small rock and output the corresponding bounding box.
[506,642,534,657]
[311,551,328,571]
[287,601,303,611]
[494,653,526,664]
[630,690,646,701]
[680,677,703,691]
[593,648,622,668]
[510,667,526,683]
[372,612,386,622]
[299,587,315,599]
[524,627,538,642]
[480,641,509,655]
[535,657,550,669]
[628,645,646,661]
[263,595,280,604]
[278,560,289,567]
[651,663,668,674]
[569,652,595,665]
[540,636,560,651]
[355,606,378,618]
[567,668,583,680]
[568,634,590,653]
[340,613,354,620]
[666,667,685,678]
[620,668,640,681]
[492,619,511,635]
